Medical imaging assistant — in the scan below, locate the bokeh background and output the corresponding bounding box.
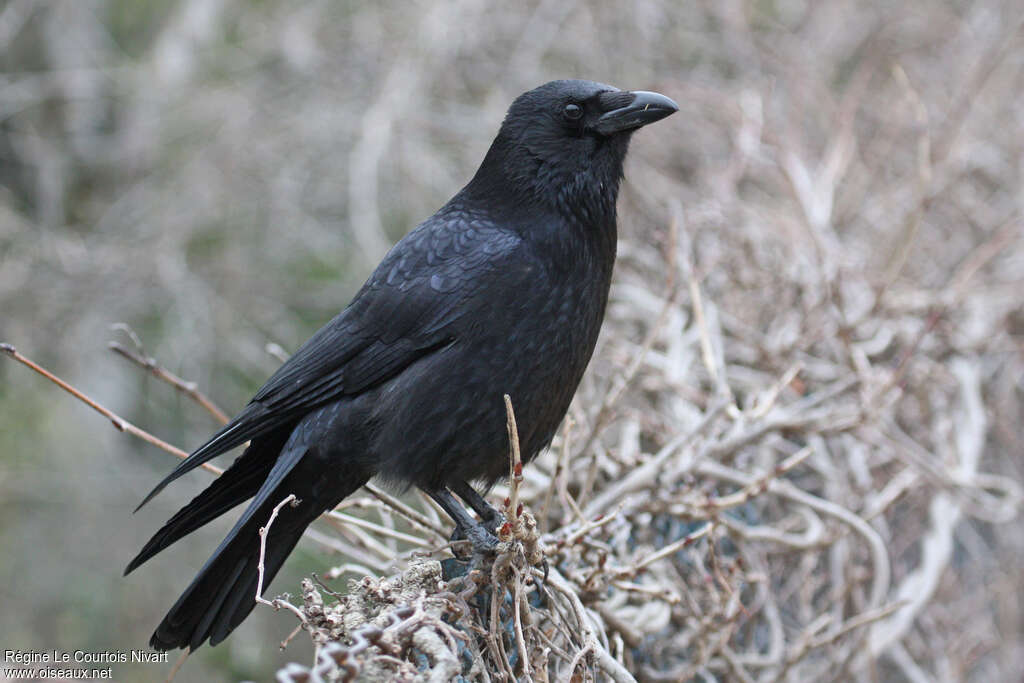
[2,0,1022,681]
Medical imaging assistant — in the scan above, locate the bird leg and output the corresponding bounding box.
[452,480,549,588]
[451,480,504,535]
[427,487,498,554]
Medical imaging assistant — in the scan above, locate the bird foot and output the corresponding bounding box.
[481,512,504,537]
[466,523,500,553]
[450,522,500,560]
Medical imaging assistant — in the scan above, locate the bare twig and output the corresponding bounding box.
[255,494,309,627]
[108,339,230,424]
[0,343,223,476]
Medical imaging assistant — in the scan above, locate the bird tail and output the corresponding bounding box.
[134,402,276,512]
[142,449,369,651]
[125,429,291,576]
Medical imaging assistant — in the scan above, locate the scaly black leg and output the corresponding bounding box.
[451,480,504,535]
[427,487,498,553]
[453,482,549,582]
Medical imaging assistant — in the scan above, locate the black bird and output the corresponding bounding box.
[126,79,678,651]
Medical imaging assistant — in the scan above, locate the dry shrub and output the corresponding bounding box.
[267,5,1024,681]
[2,1,1022,681]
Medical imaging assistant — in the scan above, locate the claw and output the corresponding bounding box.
[482,512,504,536]
[429,486,500,560]
[465,523,500,554]
[450,521,499,559]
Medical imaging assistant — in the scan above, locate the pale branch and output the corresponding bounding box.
[108,340,230,424]
[0,343,223,476]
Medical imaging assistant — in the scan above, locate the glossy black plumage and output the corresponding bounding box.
[127,79,678,651]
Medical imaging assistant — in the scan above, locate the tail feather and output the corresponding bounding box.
[149,490,306,650]
[148,457,369,651]
[187,556,248,650]
[209,530,301,646]
[125,428,291,576]
[135,402,279,511]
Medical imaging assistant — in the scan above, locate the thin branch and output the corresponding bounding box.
[255,494,309,627]
[0,343,223,476]
[504,393,523,531]
[108,340,230,424]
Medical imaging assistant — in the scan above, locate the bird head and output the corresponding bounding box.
[465,80,679,220]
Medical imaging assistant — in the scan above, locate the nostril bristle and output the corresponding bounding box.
[597,90,636,111]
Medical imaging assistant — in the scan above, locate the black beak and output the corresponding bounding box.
[593,90,679,135]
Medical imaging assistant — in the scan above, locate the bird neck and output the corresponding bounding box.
[462,136,624,259]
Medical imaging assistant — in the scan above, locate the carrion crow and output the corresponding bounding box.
[126,79,678,651]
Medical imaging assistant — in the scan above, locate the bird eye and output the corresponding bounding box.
[562,103,583,121]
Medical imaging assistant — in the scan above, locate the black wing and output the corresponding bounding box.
[137,213,522,508]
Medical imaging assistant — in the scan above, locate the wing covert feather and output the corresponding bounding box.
[139,213,524,506]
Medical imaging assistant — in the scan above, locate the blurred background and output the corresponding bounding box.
[1,0,1022,681]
